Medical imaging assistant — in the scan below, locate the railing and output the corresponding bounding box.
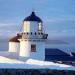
[17,32,48,39]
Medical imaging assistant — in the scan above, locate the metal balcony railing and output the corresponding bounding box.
[17,32,48,39]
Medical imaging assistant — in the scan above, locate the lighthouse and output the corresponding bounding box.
[9,12,48,60]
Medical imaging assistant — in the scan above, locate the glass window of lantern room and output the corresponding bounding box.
[31,44,36,52]
[38,23,42,31]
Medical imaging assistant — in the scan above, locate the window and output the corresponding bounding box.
[31,44,36,52]
[38,23,42,31]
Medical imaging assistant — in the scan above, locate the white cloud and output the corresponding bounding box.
[0,22,21,38]
[44,17,75,23]
[47,30,75,39]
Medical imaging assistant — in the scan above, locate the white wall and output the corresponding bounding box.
[23,21,38,33]
[30,41,45,60]
[20,21,45,60]
[9,42,20,53]
[19,40,31,57]
[19,40,45,60]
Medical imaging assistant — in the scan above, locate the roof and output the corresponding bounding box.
[9,35,20,42]
[24,12,42,22]
[45,48,75,61]
[71,52,75,57]
[45,48,70,56]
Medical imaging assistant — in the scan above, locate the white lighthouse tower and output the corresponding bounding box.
[19,12,48,60]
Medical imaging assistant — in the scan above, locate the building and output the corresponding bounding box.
[0,11,75,71]
[8,12,75,63]
[9,12,48,60]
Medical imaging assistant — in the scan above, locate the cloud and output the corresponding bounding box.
[47,30,75,39]
[44,18,75,33]
[0,23,21,38]
[44,16,75,23]
[0,22,75,39]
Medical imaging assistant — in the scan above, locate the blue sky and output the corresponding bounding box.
[0,0,75,39]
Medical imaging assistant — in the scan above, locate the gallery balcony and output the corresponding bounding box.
[17,32,48,40]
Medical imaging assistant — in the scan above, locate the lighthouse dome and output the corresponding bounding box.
[24,12,42,22]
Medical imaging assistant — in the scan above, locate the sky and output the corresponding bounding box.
[0,0,74,38]
[0,0,75,51]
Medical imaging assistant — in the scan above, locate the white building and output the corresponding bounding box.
[0,12,75,71]
[9,12,48,60]
[9,36,20,53]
